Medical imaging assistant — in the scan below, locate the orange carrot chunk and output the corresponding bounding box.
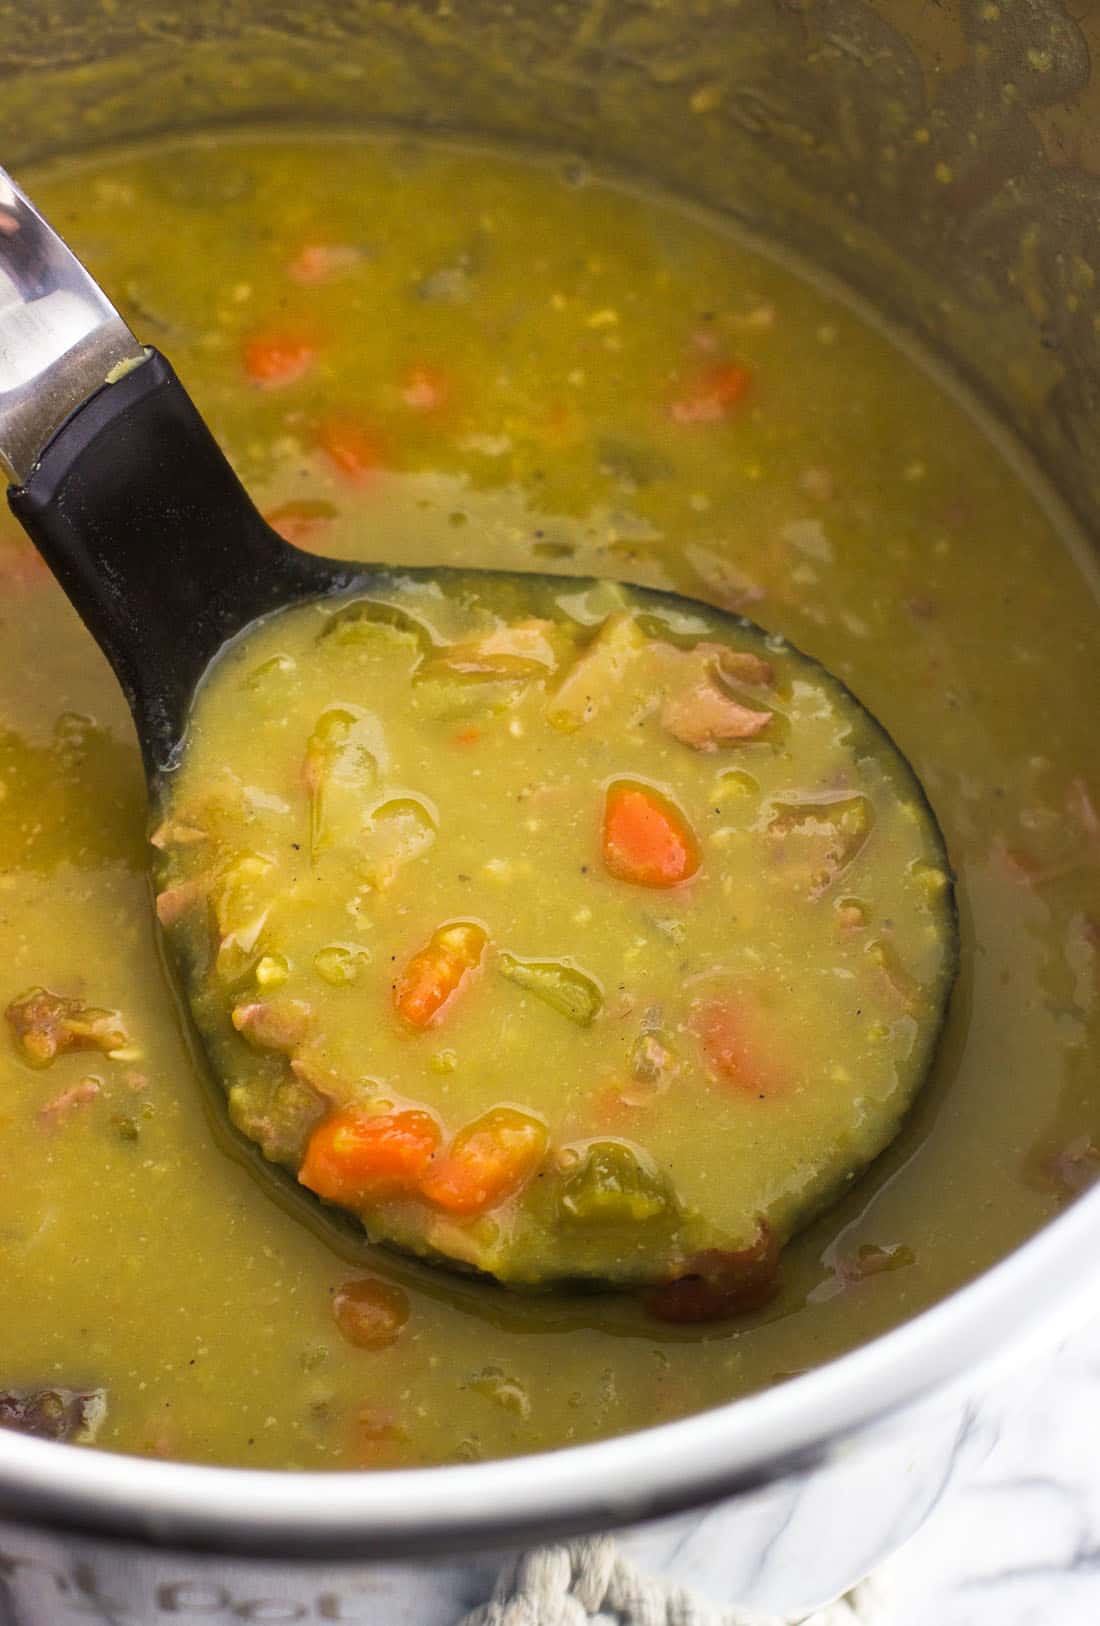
[668,362,751,425]
[691,994,786,1098]
[602,781,700,888]
[317,418,385,485]
[242,331,316,388]
[394,922,487,1029]
[420,1107,547,1215]
[299,1108,440,1205]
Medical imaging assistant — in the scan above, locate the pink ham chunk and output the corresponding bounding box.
[661,682,771,752]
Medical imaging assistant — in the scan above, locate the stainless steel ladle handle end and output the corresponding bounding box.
[0,164,147,484]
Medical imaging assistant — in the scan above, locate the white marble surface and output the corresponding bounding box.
[865,1310,1100,1625]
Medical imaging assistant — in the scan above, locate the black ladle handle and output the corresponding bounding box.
[0,164,346,779]
[9,350,343,778]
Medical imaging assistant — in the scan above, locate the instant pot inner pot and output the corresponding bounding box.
[0,0,1097,1586]
[2,0,1100,542]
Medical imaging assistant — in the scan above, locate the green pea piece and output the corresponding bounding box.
[314,943,372,985]
[559,1141,673,1225]
[320,600,426,656]
[496,952,602,1026]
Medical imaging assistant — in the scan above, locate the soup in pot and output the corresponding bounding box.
[0,132,1096,1469]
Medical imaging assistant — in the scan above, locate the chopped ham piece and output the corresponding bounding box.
[766,796,873,898]
[0,1386,107,1442]
[649,638,773,691]
[6,989,131,1068]
[231,1000,312,1053]
[156,880,205,926]
[38,1077,101,1128]
[661,682,771,751]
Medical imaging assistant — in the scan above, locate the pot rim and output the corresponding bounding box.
[1,1182,1098,1560]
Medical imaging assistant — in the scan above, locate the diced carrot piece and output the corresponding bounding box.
[287,242,363,284]
[317,418,385,485]
[394,922,487,1029]
[690,995,785,1097]
[668,362,750,424]
[693,999,744,1081]
[647,1225,779,1322]
[299,1108,441,1205]
[420,1107,547,1215]
[331,1277,410,1349]
[400,364,450,412]
[602,781,699,888]
[242,331,316,388]
[264,500,337,547]
[453,726,480,746]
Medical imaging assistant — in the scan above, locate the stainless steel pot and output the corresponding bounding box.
[1,3,1098,1620]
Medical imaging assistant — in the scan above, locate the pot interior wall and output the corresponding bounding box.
[2,0,1099,540]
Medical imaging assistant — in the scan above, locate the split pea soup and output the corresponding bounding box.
[0,131,1097,1470]
[155,572,957,1295]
